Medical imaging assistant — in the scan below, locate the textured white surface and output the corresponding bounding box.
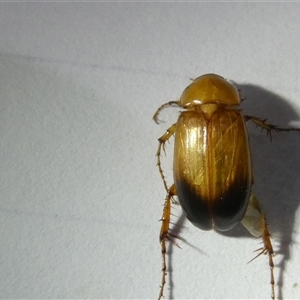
[1,2,300,299]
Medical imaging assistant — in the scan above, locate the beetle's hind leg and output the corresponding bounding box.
[159,184,177,300]
[244,115,300,141]
[241,193,275,300]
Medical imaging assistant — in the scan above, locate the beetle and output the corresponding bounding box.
[154,73,300,300]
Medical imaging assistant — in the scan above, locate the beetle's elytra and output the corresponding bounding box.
[154,74,300,300]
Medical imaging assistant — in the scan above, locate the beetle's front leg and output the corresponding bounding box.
[158,184,177,300]
[156,124,177,192]
[244,115,300,140]
[241,193,275,300]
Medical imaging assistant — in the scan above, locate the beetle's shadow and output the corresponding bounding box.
[219,83,300,300]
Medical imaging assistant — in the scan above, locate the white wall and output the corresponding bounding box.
[1,2,300,299]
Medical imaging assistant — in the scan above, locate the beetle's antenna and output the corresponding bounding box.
[153,101,180,124]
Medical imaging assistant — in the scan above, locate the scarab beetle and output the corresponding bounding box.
[154,73,300,300]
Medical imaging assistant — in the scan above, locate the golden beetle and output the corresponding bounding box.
[154,74,300,300]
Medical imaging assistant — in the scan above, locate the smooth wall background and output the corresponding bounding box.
[1,2,300,299]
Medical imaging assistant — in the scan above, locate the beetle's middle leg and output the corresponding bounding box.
[244,115,300,140]
[241,193,275,300]
[156,124,177,192]
[158,184,177,300]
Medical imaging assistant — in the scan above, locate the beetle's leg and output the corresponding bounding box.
[159,184,177,300]
[244,115,300,141]
[156,124,177,192]
[153,101,180,124]
[241,193,275,300]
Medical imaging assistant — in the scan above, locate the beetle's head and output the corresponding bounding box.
[180,73,241,108]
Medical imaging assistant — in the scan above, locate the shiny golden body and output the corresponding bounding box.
[153,73,300,300]
[172,74,252,230]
